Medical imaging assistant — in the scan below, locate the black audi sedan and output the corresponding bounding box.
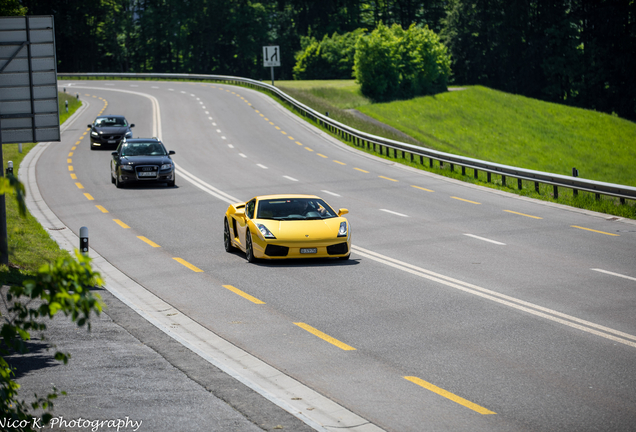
[111,138,176,188]
[88,115,134,150]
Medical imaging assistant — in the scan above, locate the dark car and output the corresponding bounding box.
[88,115,134,150]
[111,138,176,188]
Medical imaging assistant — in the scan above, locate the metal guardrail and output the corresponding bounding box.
[58,72,636,203]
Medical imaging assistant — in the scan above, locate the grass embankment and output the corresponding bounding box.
[0,92,82,286]
[276,80,636,219]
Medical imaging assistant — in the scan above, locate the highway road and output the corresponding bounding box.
[37,79,636,431]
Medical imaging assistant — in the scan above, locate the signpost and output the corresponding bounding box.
[263,45,280,86]
[0,15,59,265]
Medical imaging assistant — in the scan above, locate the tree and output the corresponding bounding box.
[293,29,366,80]
[1,177,103,431]
[354,22,451,101]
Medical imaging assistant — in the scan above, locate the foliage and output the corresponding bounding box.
[354,23,450,101]
[0,96,100,430]
[1,251,103,431]
[0,0,27,15]
[18,0,636,119]
[293,29,366,80]
[441,0,636,120]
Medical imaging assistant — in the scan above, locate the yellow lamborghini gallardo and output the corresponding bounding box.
[224,194,351,262]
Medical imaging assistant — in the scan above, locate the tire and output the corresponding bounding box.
[167,176,176,187]
[111,171,116,184]
[224,219,236,252]
[115,173,124,188]
[245,230,258,263]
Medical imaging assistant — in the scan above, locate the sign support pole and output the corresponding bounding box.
[271,66,274,86]
[0,123,7,266]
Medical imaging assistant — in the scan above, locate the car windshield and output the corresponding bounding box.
[120,142,167,157]
[96,117,127,127]
[257,198,337,220]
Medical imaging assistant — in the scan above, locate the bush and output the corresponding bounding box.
[354,23,451,101]
[293,29,366,80]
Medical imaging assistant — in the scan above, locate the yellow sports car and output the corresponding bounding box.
[224,194,351,262]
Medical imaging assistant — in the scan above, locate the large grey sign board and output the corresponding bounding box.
[0,15,60,143]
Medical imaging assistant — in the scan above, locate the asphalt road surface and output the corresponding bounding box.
[22,79,636,431]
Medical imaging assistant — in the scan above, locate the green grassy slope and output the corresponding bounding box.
[277,81,636,187]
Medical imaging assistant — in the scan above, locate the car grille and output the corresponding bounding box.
[327,242,348,255]
[265,245,289,257]
[135,165,159,179]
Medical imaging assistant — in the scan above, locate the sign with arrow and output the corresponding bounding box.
[263,46,280,67]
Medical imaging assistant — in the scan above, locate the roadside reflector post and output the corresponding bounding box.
[65,100,68,113]
[80,226,89,255]
[6,161,13,176]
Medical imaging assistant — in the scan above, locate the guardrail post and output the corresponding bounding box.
[474,169,478,179]
[450,163,454,172]
[487,172,491,183]
[502,175,506,187]
[518,178,522,190]
[429,158,433,168]
[572,168,579,197]
[620,198,626,205]
[535,182,539,193]
[462,166,466,176]
[553,185,559,199]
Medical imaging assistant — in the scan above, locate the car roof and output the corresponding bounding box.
[255,194,321,200]
[123,138,162,143]
[96,114,126,119]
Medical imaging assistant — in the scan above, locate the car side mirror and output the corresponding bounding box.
[169,150,175,155]
[130,124,135,127]
[111,151,118,157]
[338,208,349,217]
[87,124,92,128]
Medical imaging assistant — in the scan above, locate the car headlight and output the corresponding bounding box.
[338,221,348,237]
[91,131,99,137]
[125,131,133,137]
[121,165,134,171]
[160,163,172,170]
[257,223,276,239]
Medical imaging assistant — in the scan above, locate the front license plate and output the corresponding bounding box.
[138,172,156,177]
[300,248,317,254]
[108,140,117,144]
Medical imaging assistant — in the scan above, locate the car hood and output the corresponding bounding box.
[255,218,346,241]
[120,155,172,165]
[95,126,129,133]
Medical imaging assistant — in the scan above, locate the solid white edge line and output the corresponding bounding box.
[463,233,506,245]
[351,245,636,346]
[257,164,268,169]
[49,84,384,432]
[591,269,636,282]
[283,175,299,181]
